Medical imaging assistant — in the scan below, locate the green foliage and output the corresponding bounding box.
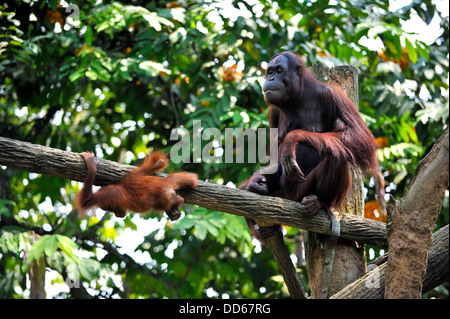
[0,0,448,299]
[26,234,79,264]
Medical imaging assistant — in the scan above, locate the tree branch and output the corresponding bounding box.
[0,136,387,247]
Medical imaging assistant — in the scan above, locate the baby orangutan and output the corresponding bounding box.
[76,151,198,220]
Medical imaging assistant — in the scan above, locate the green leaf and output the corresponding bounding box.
[0,199,15,216]
[367,24,387,39]
[195,221,207,240]
[85,26,94,46]
[139,60,171,77]
[85,69,98,81]
[56,235,79,263]
[217,230,226,244]
[68,68,85,82]
[383,147,391,159]
[404,38,418,64]
[44,235,59,257]
[173,216,196,230]
[141,11,174,31]
[27,235,51,263]
[169,27,187,43]
[91,60,111,81]
[27,235,79,264]
[56,235,78,251]
[66,263,80,283]
[385,40,398,56]
[393,35,403,58]
[416,41,430,60]
[0,231,23,253]
[232,111,243,124]
[79,259,101,281]
[394,171,408,185]
[201,220,219,237]
[207,214,227,228]
[224,216,245,240]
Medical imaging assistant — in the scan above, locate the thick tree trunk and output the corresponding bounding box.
[331,225,449,299]
[384,127,449,299]
[305,65,367,298]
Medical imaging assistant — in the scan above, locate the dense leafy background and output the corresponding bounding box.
[0,0,448,298]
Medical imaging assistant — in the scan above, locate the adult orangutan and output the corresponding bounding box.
[240,51,379,241]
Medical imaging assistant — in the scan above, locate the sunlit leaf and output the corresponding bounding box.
[416,41,430,60]
[405,38,418,64]
[139,60,171,77]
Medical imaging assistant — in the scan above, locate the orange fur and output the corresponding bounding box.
[76,151,198,218]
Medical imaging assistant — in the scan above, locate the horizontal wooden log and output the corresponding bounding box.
[0,136,387,247]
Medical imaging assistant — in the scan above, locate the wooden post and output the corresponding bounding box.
[28,234,47,299]
[305,64,367,298]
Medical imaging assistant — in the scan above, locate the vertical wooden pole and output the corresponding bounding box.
[29,234,47,299]
[305,64,366,298]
